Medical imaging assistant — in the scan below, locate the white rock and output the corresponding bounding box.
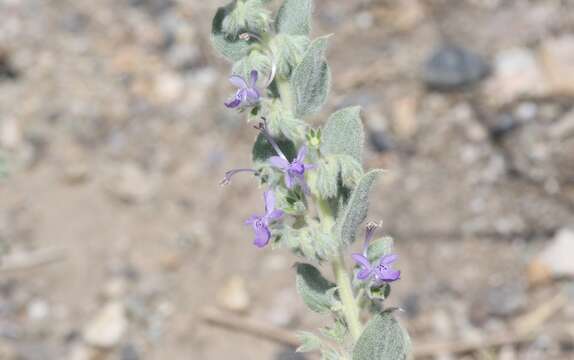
[105,163,156,203]
[83,302,128,349]
[154,72,185,104]
[536,228,574,279]
[0,117,22,150]
[27,299,49,321]
[549,109,574,140]
[540,35,574,96]
[216,276,251,313]
[485,47,548,105]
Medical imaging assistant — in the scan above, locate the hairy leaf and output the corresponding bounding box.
[276,0,313,36]
[314,156,340,199]
[352,311,411,360]
[367,236,394,263]
[261,98,307,142]
[270,34,310,78]
[211,4,252,61]
[321,106,364,163]
[337,154,363,189]
[296,331,322,353]
[336,169,383,246]
[221,0,272,40]
[232,49,272,83]
[295,263,336,313]
[291,36,331,118]
[320,319,348,344]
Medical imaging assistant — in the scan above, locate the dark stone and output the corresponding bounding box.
[401,293,420,318]
[0,52,19,81]
[128,0,174,17]
[275,347,307,360]
[489,114,520,141]
[120,344,140,360]
[422,45,490,92]
[369,130,394,153]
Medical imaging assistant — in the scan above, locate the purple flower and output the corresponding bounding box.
[244,190,284,248]
[254,120,315,192]
[225,70,261,109]
[269,146,315,190]
[352,253,401,283]
[352,222,400,284]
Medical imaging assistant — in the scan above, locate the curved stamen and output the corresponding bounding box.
[254,119,287,160]
[220,168,257,186]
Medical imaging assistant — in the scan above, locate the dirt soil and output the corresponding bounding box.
[1,0,574,359]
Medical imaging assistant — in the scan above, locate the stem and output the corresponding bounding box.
[277,78,294,112]
[275,60,363,342]
[333,254,363,341]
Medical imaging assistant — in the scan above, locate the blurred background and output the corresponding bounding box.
[1,0,574,359]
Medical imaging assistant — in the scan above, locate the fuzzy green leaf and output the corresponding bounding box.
[270,34,310,78]
[296,331,322,353]
[314,156,340,199]
[221,0,272,40]
[232,49,273,83]
[321,106,364,163]
[291,36,331,118]
[261,98,307,142]
[352,311,411,360]
[276,0,313,36]
[320,319,348,344]
[336,169,383,246]
[211,4,252,62]
[295,263,336,313]
[337,154,363,189]
[367,236,394,262]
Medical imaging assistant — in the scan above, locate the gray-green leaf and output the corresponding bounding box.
[232,49,272,83]
[352,312,411,360]
[211,4,252,62]
[276,0,313,36]
[269,34,310,78]
[296,331,322,353]
[291,36,331,118]
[295,263,336,313]
[321,106,364,163]
[261,98,307,142]
[221,0,272,40]
[336,169,383,246]
[367,236,394,262]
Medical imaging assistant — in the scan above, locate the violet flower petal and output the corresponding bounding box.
[253,224,271,248]
[244,215,260,225]
[379,269,401,282]
[269,156,290,170]
[296,145,308,163]
[229,75,248,88]
[284,173,294,189]
[263,190,275,214]
[380,254,398,266]
[266,209,284,222]
[244,88,260,103]
[224,95,242,108]
[250,70,258,87]
[352,253,371,268]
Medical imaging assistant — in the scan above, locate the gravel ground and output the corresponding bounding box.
[1,0,574,359]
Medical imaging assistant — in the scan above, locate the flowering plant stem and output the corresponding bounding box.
[333,253,363,340]
[278,65,363,342]
[212,0,411,357]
